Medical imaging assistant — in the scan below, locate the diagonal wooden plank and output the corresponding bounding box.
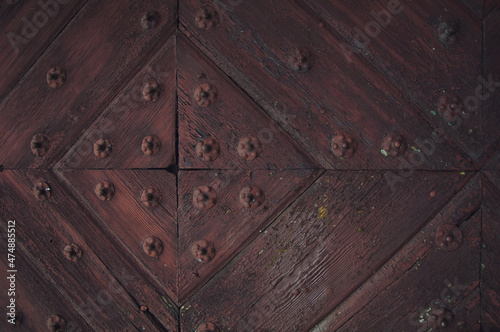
[0,0,177,169]
[482,172,500,331]
[0,170,175,330]
[180,170,473,331]
[55,169,179,303]
[178,169,323,304]
[313,172,482,331]
[180,0,474,171]
[56,35,177,169]
[0,0,87,103]
[459,0,484,17]
[177,34,321,170]
[303,0,483,163]
[485,0,500,17]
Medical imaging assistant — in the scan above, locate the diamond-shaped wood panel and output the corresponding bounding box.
[0,0,498,331]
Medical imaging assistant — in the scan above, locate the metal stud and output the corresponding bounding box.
[95,181,115,201]
[239,186,264,209]
[33,180,51,201]
[141,136,161,155]
[47,314,66,332]
[381,134,407,157]
[193,186,217,210]
[435,224,462,251]
[196,137,220,162]
[290,48,314,72]
[93,139,112,158]
[143,236,163,258]
[195,6,219,29]
[191,239,216,263]
[31,134,50,157]
[63,244,82,262]
[237,136,262,160]
[331,134,357,159]
[141,188,161,208]
[46,66,66,88]
[194,83,218,107]
[196,322,220,332]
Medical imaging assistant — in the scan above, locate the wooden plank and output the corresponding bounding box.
[0,0,87,102]
[178,169,323,303]
[56,35,177,169]
[0,170,168,330]
[0,240,93,331]
[177,35,320,170]
[313,172,482,331]
[0,0,177,168]
[483,9,500,167]
[459,0,484,18]
[180,0,474,171]
[180,170,472,331]
[303,0,482,163]
[482,172,500,331]
[55,169,179,302]
[485,0,500,17]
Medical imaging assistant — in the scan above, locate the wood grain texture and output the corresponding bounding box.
[482,172,500,331]
[459,0,484,17]
[55,169,179,303]
[178,34,320,170]
[0,0,177,169]
[312,172,482,331]
[179,170,472,331]
[483,8,500,168]
[303,0,483,163]
[178,169,322,303]
[0,0,87,103]
[485,0,500,17]
[180,0,474,171]
[0,243,93,331]
[0,170,168,330]
[56,35,177,169]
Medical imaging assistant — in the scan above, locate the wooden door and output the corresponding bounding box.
[0,0,499,331]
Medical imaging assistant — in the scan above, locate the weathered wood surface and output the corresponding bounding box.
[482,171,500,331]
[179,170,473,331]
[302,0,482,163]
[0,0,177,169]
[55,169,179,303]
[180,0,475,171]
[56,35,177,169]
[178,35,320,170]
[314,172,482,331]
[0,170,175,331]
[0,0,87,103]
[177,169,322,303]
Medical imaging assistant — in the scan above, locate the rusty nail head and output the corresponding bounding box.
[237,136,263,160]
[34,180,51,201]
[381,134,407,157]
[47,314,66,332]
[141,10,160,29]
[46,66,66,88]
[290,48,314,73]
[141,187,161,208]
[438,94,463,122]
[142,135,161,155]
[140,305,148,312]
[435,224,462,250]
[193,185,217,209]
[437,21,459,45]
[143,236,163,257]
[95,181,115,201]
[31,134,50,157]
[197,322,220,332]
[194,83,218,107]
[63,244,83,262]
[195,6,219,29]
[427,308,454,329]
[192,239,215,263]
[94,139,112,158]
[331,133,357,159]
[196,137,220,162]
[240,185,265,209]
[143,79,161,101]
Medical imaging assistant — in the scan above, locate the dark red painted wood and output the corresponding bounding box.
[482,172,500,331]
[303,0,482,164]
[0,170,168,330]
[180,0,474,171]
[56,35,177,169]
[55,170,178,302]
[179,170,473,331]
[0,0,177,169]
[178,169,322,303]
[177,34,320,170]
[0,0,87,103]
